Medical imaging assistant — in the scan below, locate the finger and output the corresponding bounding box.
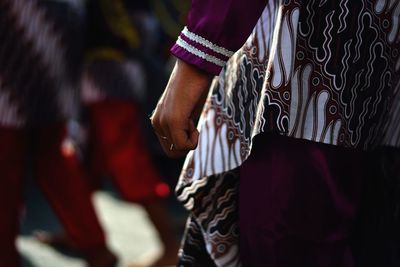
[188,119,200,149]
[189,130,200,150]
[189,119,196,131]
[157,135,180,158]
[151,99,186,158]
[166,148,188,158]
[156,120,194,158]
[154,131,169,143]
[154,132,171,155]
[150,111,174,156]
[153,123,186,159]
[169,122,197,151]
[149,110,162,135]
[158,133,176,156]
[158,136,188,158]
[158,119,188,158]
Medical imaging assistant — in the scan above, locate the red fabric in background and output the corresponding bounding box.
[34,124,107,252]
[0,128,26,267]
[0,124,107,267]
[85,99,169,203]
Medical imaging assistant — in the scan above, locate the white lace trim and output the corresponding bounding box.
[182,27,234,58]
[176,36,226,67]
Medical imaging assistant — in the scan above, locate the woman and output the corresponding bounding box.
[151,0,400,266]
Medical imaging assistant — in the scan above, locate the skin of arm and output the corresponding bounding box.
[151,0,267,158]
[150,58,211,158]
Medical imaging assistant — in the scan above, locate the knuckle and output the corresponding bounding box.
[175,142,185,151]
[174,142,189,152]
[150,120,158,130]
[150,117,160,129]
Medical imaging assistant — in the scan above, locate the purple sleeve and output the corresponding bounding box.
[171,0,267,75]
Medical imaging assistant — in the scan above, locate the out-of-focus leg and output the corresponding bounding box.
[34,123,116,267]
[0,127,26,267]
[86,100,169,203]
[87,99,178,267]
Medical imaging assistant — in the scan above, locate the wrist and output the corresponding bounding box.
[175,58,212,82]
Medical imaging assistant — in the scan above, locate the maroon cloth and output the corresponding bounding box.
[0,129,25,267]
[85,99,170,203]
[33,125,107,252]
[0,125,107,266]
[239,133,370,267]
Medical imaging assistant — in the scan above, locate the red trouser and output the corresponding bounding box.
[85,99,169,203]
[0,124,107,267]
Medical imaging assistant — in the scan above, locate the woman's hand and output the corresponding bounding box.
[150,59,211,158]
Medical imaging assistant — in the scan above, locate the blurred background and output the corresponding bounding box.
[0,0,191,266]
[2,1,400,267]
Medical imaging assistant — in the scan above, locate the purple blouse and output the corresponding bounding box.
[171,0,267,75]
[172,1,400,266]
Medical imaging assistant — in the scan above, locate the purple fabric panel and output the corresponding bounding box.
[171,43,223,75]
[239,133,369,267]
[171,0,267,75]
[187,0,267,51]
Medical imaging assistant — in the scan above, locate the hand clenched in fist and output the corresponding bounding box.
[150,59,211,158]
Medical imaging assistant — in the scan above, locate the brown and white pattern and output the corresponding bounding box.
[177,0,400,266]
[178,169,240,267]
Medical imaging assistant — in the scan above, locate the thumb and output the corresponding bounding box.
[170,119,198,151]
[188,119,200,149]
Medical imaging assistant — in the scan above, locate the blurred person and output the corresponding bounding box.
[82,0,179,266]
[37,1,181,266]
[0,0,117,266]
[81,60,179,267]
[83,1,180,266]
[151,0,400,266]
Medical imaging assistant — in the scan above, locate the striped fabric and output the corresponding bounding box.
[0,0,84,127]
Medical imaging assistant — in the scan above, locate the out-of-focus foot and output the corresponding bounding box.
[86,248,118,267]
[127,245,179,267]
[33,230,118,267]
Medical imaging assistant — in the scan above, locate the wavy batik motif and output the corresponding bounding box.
[177,0,400,266]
